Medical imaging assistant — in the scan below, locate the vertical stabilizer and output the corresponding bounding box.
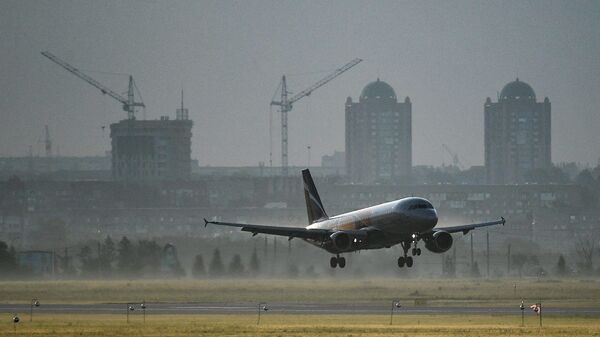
[302,169,328,224]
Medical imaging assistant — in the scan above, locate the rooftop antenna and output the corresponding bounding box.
[176,88,188,120]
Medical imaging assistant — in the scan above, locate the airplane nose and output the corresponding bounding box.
[424,209,438,227]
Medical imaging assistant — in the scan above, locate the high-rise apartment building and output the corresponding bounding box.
[345,79,412,183]
[485,79,551,184]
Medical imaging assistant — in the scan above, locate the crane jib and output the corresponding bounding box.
[41,51,144,120]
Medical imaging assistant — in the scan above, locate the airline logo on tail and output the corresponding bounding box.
[302,169,328,224]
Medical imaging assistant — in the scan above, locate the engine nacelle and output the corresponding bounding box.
[424,231,453,253]
[330,231,352,251]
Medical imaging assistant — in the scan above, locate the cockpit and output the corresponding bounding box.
[404,199,434,211]
[398,198,438,228]
[407,202,434,210]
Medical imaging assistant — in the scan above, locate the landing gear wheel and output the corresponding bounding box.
[338,257,346,268]
[411,248,417,256]
[416,248,421,256]
[397,256,405,268]
[330,257,337,268]
[406,256,414,267]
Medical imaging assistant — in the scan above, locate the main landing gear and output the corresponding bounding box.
[397,240,421,268]
[330,254,346,268]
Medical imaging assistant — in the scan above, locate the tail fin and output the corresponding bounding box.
[302,169,328,224]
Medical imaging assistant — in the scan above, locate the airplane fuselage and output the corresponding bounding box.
[305,197,438,253]
[205,169,504,269]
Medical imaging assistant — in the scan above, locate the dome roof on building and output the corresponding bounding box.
[499,78,536,100]
[360,78,396,101]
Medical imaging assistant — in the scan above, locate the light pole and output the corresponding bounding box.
[390,299,401,325]
[257,302,268,325]
[12,314,20,333]
[140,301,146,323]
[126,303,135,323]
[538,299,542,328]
[30,298,40,322]
[519,299,525,326]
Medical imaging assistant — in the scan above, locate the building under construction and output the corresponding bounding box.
[41,51,193,182]
[110,114,192,181]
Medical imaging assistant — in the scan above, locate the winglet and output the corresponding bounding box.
[501,216,506,225]
[204,218,209,227]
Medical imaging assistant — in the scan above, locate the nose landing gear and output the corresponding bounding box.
[330,254,346,268]
[411,241,421,256]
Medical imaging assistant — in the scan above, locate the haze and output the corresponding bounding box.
[1,0,599,167]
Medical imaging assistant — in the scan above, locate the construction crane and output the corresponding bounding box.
[37,125,52,157]
[442,144,464,170]
[44,125,52,157]
[41,51,145,120]
[270,58,362,175]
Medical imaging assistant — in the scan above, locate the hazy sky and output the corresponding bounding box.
[1,0,599,167]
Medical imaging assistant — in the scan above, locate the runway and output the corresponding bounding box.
[1,302,599,316]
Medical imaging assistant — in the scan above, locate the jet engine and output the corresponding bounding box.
[330,231,352,251]
[424,231,453,253]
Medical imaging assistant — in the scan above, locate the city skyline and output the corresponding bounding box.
[1,1,599,167]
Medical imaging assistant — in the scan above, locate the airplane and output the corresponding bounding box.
[204,169,505,269]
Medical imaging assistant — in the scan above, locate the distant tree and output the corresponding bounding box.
[192,254,205,278]
[0,241,19,278]
[576,169,597,187]
[575,236,597,275]
[512,254,528,278]
[556,255,568,277]
[160,244,185,277]
[209,248,225,277]
[249,247,260,276]
[137,240,162,275]
[228,254,244,276]
[98,236,116,276]
[117,236,137,275]
[78,245,97,276]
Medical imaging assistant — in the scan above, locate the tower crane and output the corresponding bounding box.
[41,51,145,120]
[442,144,464,170]
[44,125,52,157]
[270,58,362,175]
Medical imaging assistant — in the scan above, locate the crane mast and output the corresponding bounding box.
[41,51,145,120]
[270,58,362,175]
[44,125,52,157]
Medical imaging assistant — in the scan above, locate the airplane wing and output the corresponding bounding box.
[204,219,331,240]
[432,217,505,235]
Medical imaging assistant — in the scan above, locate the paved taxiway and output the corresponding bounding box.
[1,303,599,315]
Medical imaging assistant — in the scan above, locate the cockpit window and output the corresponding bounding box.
[409,202,433,210]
